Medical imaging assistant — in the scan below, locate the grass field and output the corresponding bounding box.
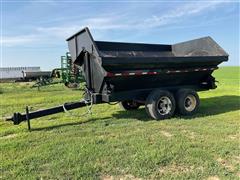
[0,67,239,179]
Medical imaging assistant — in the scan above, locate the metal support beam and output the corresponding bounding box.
[6,100,89,125]
[26,106,31,131]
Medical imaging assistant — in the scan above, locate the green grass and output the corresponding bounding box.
[1,67,239,179]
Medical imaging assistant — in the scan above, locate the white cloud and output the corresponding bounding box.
[83,17,128,30]
[36,1,229,38]
[1,35,39,47]
[141,1,228,28]
[36,17,128,38]
[33,16,129,42]
[36,26,81,38]
[2,1,231,47]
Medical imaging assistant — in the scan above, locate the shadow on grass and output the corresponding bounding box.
[32,117,110,131]
[32,95,240,131]
[184,95,240,119]
[112,95,240,121]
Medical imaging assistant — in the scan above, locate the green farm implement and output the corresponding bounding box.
[32,52,84,89]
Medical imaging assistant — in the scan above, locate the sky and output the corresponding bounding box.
[1,0,239,70]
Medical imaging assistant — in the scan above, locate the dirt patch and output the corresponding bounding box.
[0,134,17,140]
[101,175,112,180]
[188,132,196,139]
[182,130,196,139]
[158,164,194,175]
[216,158,235,172]
[160,131,173,138]
[234,155,240,164]
[207,176,220,180]
[101,174,142,180]
[228,134,239,140]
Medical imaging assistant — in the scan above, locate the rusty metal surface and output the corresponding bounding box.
[172,36,228,57]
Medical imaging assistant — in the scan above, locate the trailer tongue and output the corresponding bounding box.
[6,100,90,125]
[7,27,228,128]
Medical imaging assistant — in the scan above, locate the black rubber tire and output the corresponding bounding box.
[119,100,141,110]
[145,90,176,120]
[176,89,200,116]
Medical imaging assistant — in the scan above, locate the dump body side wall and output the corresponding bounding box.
[101,56,226,71]
[95,41,172,52]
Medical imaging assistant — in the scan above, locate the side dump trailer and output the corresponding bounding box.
[7,27,228,127]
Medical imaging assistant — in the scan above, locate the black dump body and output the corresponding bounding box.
[67,27,228,102]
[6,28,229,125]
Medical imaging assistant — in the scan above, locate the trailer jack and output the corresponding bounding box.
[6,100,90,131]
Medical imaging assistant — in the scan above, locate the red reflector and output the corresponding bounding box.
[106,72,114,77]
[122,72,129,76]
[148,72,156,75]
[135,71,142,76]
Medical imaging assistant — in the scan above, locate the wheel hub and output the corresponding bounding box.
[184,95,197,112]
[157,96,172,115]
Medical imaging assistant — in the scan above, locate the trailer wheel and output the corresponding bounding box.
[176,89,200,115]
[119,101,140,110]
[145,90,176,120]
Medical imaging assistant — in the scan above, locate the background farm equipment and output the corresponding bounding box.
[32,52,84,89]
[60,52,84,88]
[22,71,52,82]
